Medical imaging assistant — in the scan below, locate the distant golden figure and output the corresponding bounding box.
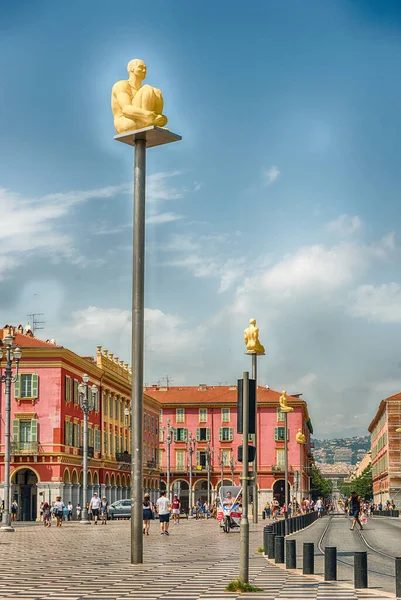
[244,319,265,354]
[296,429,306,444]
[111,59,168,134]
[279,390,294,413]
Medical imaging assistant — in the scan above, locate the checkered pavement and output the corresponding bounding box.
[0,518,393,599]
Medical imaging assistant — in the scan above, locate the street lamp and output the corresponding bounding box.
[230,456,235,484]
[78,374,97,524]
[218,451,225,496]
[160,419,174,499]
[205,443,214,508]
[0,335,21,531]
[186,432,196,517]
[296,428,306,513]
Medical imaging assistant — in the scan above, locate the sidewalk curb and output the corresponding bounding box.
[263,554,396,598]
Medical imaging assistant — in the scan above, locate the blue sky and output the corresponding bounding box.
[1,0,401,438]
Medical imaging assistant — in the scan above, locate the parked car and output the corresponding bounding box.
[108,499,132,520]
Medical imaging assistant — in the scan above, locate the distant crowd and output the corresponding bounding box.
[264,496,332,519]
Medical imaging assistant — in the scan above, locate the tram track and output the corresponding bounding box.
[317,515,396,579]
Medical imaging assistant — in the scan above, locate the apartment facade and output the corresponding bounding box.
[0,325,160,520]
[368,392,401,506]
[147,384,314,511]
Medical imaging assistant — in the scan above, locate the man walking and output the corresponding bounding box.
[171,494,181,524]
[89,492,101,525]
[156,490,171,535]
[349,491,363,531]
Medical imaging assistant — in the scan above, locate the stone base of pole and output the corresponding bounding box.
[0,525,14,532]
[80,520,91,525]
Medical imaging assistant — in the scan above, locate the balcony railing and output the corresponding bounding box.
[271,464,294,473]
[11,442,39,454]
[116,451,131,463]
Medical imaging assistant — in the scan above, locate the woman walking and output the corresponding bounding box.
[43,502,51,527]
[100,497,109,525]
[53,496,65,527]
[142,493,153,536]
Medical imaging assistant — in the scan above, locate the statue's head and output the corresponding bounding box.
[281,390,286,396]
[249,318,256,326]
[127,59,147,81]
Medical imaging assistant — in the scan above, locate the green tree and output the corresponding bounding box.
[310,465,332,500]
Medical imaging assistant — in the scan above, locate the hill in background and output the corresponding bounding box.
[312,435,370,466]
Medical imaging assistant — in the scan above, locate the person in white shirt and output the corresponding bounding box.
[156,491,171,535]
[53,496,65,528]
[89,493,101,525]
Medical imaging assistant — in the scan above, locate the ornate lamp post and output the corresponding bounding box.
[296,428,306,513]
[78,374,97,524]
[230,456,235,485]
[218,451,224,495]
[205,443,214,508]
[186,432,196,517]
[160,419,174,498]
[0,335,22,531]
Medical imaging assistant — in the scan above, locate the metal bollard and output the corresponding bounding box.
[289,517,293,534]
[303,542,314,574]
[263,527,269,554]
[275,535,285,563]
[395,557,401,598]
[325,547,337,581]
[267,533,276,559]
[286,539,296,569]
[354,552,368,589]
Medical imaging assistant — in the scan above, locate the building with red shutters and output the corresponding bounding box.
[146,383,314,512]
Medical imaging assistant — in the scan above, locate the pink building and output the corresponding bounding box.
[146,384,314,511]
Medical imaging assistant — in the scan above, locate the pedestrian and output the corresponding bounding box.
[11,500,18,522]
[67,501,73,521]
[100,496,109,525]
[195,498,202,520]
[156,490,171,536]
[272,497,279,520]
[43,502,51,527]
[87,502,92,521]
[316,497,324,518]
[142,493,153,535]
[89,492,101,525]
[39,501,44,521]
[53,496,65,527]
[264,501,270,519]
[349,491,363,531]
[171,494,181,524]
[76,503,82,520]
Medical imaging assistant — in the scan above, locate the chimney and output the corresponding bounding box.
[17,325,23,334]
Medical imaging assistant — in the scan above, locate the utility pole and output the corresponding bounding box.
[239,371,250,583]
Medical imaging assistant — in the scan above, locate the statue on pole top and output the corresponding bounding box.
[296,429,306,444]
[111,59,168,134]
[279,390,294,413]
[244,319,265,355]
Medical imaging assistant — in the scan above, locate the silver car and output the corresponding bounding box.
[108,499,132,520]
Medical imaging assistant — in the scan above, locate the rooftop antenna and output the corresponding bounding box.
[159,375,173,388]
[26,313,45,337]
[217,381,228,386]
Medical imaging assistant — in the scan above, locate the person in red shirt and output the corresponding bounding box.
[171,494,181,524]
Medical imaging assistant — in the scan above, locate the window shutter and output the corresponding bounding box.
[31,374,38,398]
[229,427,233,441]
[196,428,200,442]
[65,376,69,401]
[274,427,278,441]
[196,451,200,466]
[69,423,73,446]
[206,427,211,441]
[183,428,188,442]
[219,428,223,442]
[31,419,38,442]
[14,376,21,399]
[12,419,19,442]
[173,428,177,442]
[74,380,78,404]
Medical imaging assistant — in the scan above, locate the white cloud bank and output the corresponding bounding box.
[326,214,362,236]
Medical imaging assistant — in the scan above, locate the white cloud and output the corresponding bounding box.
[326,214,362,236]
[146,212,184,225]
[263,165,280,185]
[348,283,401,323]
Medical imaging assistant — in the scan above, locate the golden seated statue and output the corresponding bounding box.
[111,59,168,134]
[244,319,265,354]
[279,390,294,413]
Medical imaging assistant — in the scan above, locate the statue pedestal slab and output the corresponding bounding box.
[114,126,182,149]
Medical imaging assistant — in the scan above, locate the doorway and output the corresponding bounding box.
[11,468,38,521]
[273,480,290,507]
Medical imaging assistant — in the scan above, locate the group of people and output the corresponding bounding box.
[39,493,109,527]
[264,496,329,520]
[342,493,396,530]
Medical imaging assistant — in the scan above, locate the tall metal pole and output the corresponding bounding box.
[131,138,146,564]
[81,401,89,523]
[299,442,303,511]
[167,437,171,499]
[239,371,249,583]
[252,354,258,523]
[188,433,194,517]
[207,444,211,508]
[284,412,289,533]
[2,348,12,531]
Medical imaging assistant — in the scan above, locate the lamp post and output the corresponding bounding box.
[205,443,213,508]
[230,456,235,485]
[78,374,97,524]
[218,451,224,495]
[296,429,306,513]
[161,419,174,498]
[186,432,196,517]
[0,335,21,531]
